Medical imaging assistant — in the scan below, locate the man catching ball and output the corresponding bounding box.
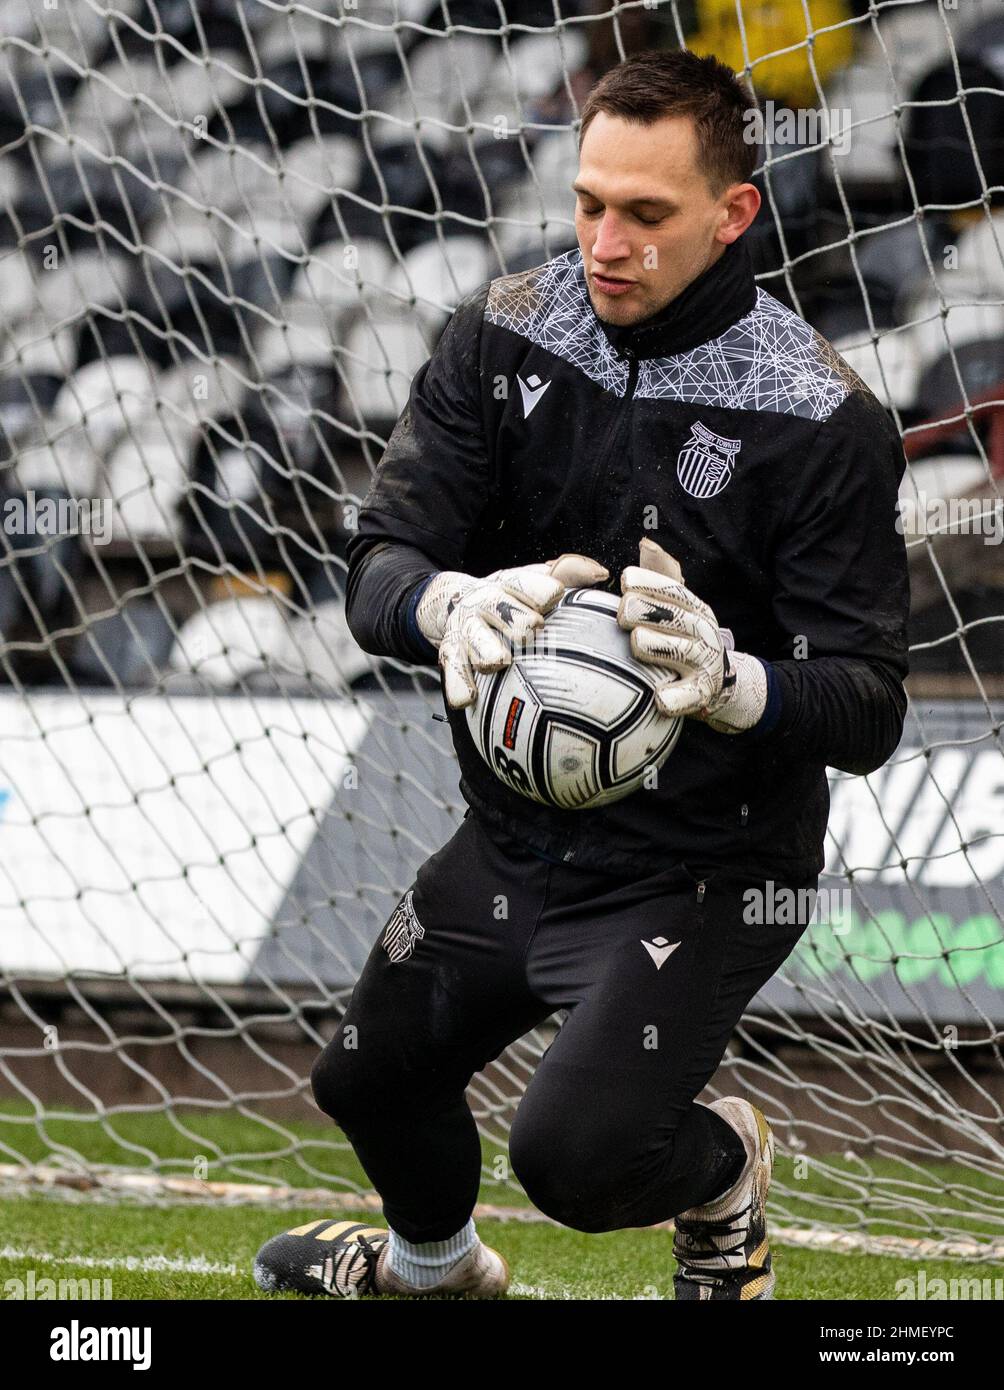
[254,48,909,1301]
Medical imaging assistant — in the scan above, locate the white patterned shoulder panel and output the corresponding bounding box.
[485,250,865,421]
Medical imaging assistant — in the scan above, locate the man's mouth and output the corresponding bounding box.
[592,272,636,296]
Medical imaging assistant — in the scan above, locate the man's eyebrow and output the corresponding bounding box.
[571,182,677,211]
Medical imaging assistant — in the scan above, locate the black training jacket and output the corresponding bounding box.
[344,235,910,881]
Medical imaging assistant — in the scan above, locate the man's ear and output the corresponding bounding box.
[638,537,684,583]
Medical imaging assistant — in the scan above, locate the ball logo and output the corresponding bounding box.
[677,420,742,499]
[502,696,524,750]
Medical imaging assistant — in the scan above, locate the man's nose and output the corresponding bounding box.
[591,211,631,265]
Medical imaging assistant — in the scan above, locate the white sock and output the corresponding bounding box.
[386,1218,478,1289]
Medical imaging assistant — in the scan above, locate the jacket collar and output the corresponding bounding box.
[590,235,758,361]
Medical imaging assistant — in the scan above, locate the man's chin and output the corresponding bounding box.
[587,286,652,326]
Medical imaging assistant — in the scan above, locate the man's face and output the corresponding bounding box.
[574,110,758,327]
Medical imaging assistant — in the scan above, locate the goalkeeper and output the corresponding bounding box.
[254,49,909,1301]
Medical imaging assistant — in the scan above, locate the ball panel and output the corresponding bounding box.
[463,587,682,810]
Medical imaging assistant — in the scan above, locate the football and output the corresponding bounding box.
[464,588,683,810]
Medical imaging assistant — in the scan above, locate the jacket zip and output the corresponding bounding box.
[583,344,640,534]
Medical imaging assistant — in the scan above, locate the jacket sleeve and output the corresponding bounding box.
[344,282,493,664]
[746,389,910,774]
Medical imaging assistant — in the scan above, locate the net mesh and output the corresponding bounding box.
[0,0,1003,1254]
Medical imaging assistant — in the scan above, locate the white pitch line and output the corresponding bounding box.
[0,1246,240,1277]
[0,1251,660,1300]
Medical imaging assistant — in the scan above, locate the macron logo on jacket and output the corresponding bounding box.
[517,372,551,418]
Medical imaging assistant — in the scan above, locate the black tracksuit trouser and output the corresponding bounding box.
[311,811,816,1243]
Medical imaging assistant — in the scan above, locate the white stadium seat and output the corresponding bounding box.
[51,356,159,455]
[255,300,339,375]
[831,329,923,411]
[3,317,77,378]
[289,238,394,317]
[106,429,191,543]
[340,314,433,422]
[384,237,492,324]
[274,599,375,691]
[157,356,248,428]
[168,595,290,686]
[278,136,362,221]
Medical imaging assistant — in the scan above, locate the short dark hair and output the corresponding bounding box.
[578,49,759,196]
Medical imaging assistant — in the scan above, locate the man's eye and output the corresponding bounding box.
[579,202,602,215]
[636,213,664,225]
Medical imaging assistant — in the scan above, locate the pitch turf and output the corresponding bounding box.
[2,1103,1002,1299]
[0,1193,998,1300]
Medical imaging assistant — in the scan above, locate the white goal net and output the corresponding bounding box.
[1,0,1003,1259]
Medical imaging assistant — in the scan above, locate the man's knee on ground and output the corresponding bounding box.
[310,1040,370,1124]
[509,1125,633,1234]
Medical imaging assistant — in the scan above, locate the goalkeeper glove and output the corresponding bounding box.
[416,554,609,709]
[617,538,768,733]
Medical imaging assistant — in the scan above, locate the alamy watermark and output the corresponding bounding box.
[896,493,1003,546]
[4,1270,113,1299]
[743,101,852,157]
[895,1270,1004,1300]
[743,881,852,928]
[2,489,113,545]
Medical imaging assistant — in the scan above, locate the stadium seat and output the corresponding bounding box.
[130,256,250,361]
[62,57,165,155]
[11,432,100,500]
[4,316,77,379]
[463,133,533,201]
[272,599,376,693]
[902,56,1004,210]
[830,327,922,412]
[105,426,192,544]
[384,237,492,325]
[378,34,500,133]
[493,175,577,261]
[275,135,362,224]
[899,289,1004,379]
[254,365,341,478]
[958,15,1004,83]
[42,152,163,246]
[0,374,61,450]
[313,140,449,253]
[247,56,374,145]
[289,238,394,320]
[819,64,901,189]
[13,0,117,68]
[0,486,84,670]
[339,315,436,428]
[254,299,338,377]
[0,150,25,212]
[854,218,955,306]
[225,212,307,268]
[51,356,160,457]
[167,594,290,686]
[228,256,297,333]
[157,356,247,430]
[901,455,992,526]
[859,1,972,95]
[70,598,177,688]
[915,340,1004,422]
[178,142,280,216]
[34,248,134,325]
[952,213,1004,299]
[0,247,45,323]
[146,201,231,267]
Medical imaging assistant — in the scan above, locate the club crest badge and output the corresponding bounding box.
[676,421,742,499]
[381,890,425,962]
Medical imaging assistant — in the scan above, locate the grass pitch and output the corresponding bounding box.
[2,1103,1001,1300]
